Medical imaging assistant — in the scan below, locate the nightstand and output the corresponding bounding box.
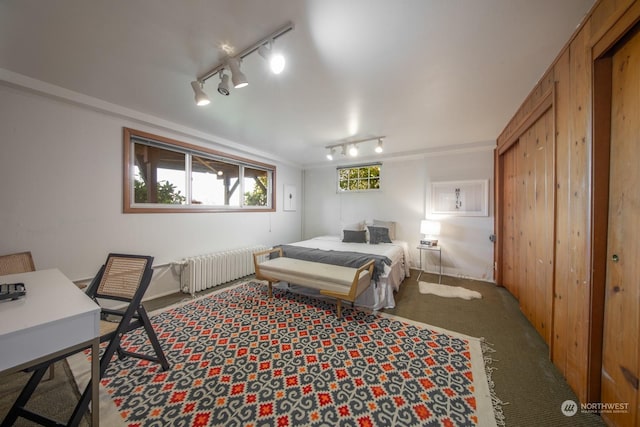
[417,244,442,283]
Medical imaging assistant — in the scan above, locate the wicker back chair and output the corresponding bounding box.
[0,251,57,382]
[86,253,170,372]
[0,251,35,276]
[64,253,170,421]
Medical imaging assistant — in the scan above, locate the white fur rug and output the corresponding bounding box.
[419,281,482,300]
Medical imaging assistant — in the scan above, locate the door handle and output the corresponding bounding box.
[612,254,619,263]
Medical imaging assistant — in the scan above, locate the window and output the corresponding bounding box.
[337,163,381,192]
[124,128,275,213]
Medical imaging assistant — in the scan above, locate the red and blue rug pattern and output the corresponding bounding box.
[93,281,495,426]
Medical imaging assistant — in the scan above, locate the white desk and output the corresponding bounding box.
[417,244,442,283]
[0,268,100,426]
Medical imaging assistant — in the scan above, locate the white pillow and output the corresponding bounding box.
[373,219,396,240]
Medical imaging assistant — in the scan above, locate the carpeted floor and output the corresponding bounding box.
[386,271,604,427]
[0,270,605,426]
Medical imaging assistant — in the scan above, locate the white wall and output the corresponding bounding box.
[303,149,495,281]
[424,150,495,281]
[0,80,303,298]
[0,72,494,295]
[303,158,426,241]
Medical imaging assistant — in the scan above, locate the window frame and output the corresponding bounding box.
[123,128,276,213]
[336,163,382,193]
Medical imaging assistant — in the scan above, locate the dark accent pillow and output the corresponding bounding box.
[342,230,367,243]
[368,226,392,244]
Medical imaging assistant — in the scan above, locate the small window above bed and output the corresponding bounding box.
[337,163,381,192]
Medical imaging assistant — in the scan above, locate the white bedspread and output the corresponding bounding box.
[274,236,410,310]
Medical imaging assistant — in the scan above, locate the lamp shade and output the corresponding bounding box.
[420,220,441,236]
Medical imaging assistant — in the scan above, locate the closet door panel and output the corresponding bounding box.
[601,25,640,427]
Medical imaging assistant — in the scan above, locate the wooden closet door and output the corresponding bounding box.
[601,26,640,427]
[501,143,518,298]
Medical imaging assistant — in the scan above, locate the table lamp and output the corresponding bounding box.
[420,220,441,247]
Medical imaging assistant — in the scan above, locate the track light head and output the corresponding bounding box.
[217,72,230,96]
[341,145,347,156]
[349,144,358,157]
[326,147,335,161]
[258,45,269,59]
[190,81,210,106]
[228,57,248,88]
[375,138,383,153]
[269,53,286,74]
[259,42,286,74]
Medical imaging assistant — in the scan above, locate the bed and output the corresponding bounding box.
[272,235,410,311]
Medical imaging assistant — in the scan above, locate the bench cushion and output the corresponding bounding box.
[258,257,370,296]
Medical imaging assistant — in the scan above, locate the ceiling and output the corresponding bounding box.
[0,0,595,168]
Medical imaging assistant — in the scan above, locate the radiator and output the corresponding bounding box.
[180,245,269,295]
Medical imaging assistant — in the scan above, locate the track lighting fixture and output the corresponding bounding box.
[258,41,286,74]
[325,136,386,161]
[190,21,294,106]
[217,71,230,96]
[190,81,210,106]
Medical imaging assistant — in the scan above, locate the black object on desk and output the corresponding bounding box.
[0,283,26,301]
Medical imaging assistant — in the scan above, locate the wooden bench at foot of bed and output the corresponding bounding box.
[253,248,375,318]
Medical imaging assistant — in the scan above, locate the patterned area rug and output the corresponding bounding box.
[69,281,499,426]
